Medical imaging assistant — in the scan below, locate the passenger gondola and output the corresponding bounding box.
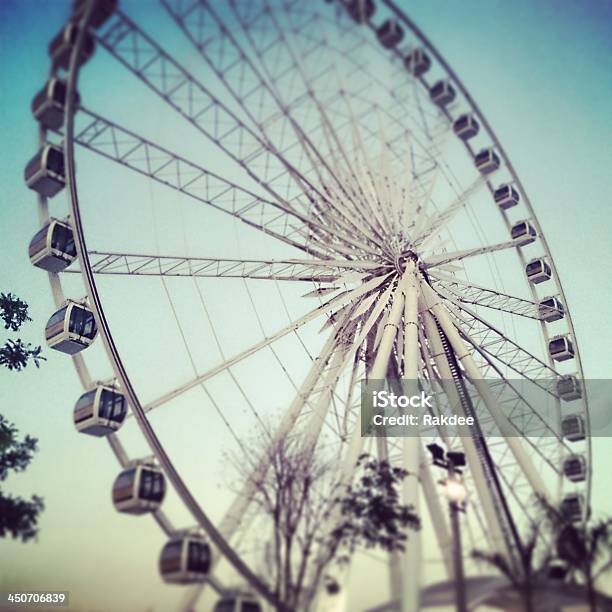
[45,300,98,354]
[548,334,575,362]
[560,493,585,523]
[29,219,77,272]
[72,0,117,29]
[525,257,551,284]
[213,591,262,612]
[510,220,537,246]
[31,78,80,131]
[24,144,65,198]
[74,384,127,436]
[557,375,582,402]
[48,22,95,70]
[563,454,587,483]
[341,0,375,24]
[430,80,456,107]
[113,462,166,514]
[453,114,479,140]
[561,414,585,442]
[474,148,501,174]
[159,534,212,584]
[404,48,431,77]
[376,19,404,49]
[538,296,565,322]
[493,184,519,210]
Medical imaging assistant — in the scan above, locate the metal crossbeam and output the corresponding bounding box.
[69,108,341,257]
[429,273,543,319]
[422,240,519,269]
[65,251,384,281]
[447,302,560,389]
[94,8,344,249]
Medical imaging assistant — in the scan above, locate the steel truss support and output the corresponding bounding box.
[68,108,359,258]
[400,266,421,612]
[447,301,560,391]
[66,251,382,282]
[94,9,387,261]
[429,272,548,320]
[420,281,550,501]
[367,270,408,609]
[420,308,512,563]
[422,240,520,269]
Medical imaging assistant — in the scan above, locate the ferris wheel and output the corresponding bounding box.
[26,0,592,610]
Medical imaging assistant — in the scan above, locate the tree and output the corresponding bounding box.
[539,496,612,612]
[236,433,419,611]
[0,292,45,541]
[0,293,45,371]
[472,497,612,612]
[329,453,421,560]
[471,523,554,612]
[0,339,45,371]
[0,415,44,541]
[0,293,32,331]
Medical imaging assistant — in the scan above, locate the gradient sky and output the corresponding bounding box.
[1,1,611,611]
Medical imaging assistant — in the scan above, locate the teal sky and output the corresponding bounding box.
[1,1,611,610]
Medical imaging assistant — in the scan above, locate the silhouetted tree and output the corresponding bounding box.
[0,292,45,541]
[472,523,553,612]
[0,293,32,331]
[238,433,419,611]
[0,415,44,541]
[472,496,612,612]
[540,496,612,611]
[0,292,45,371]
[330,453,420,560]
[0,339,45,371]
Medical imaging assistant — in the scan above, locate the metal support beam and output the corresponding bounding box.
[421,281,550,501]
[420,308,511,561]
[400,265,421,612]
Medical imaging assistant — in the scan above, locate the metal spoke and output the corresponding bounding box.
[64,251,383,281]
[94,7,354,253]
[422,240,519,269]
[69,108,382,258]
[144,273,392,412]
[445,300,561,388]
[429,271,547,319]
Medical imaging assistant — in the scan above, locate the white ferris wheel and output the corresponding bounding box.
[26,0,592,610]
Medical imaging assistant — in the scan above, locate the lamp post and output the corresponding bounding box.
[427,444,468,612]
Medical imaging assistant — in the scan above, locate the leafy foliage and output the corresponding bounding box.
[0,415,44,542]
[0,293,32,332]
[0,493,44,542]
[242,439,419,610]
[0,292,45,371]
[472,496,612,612]
[0,415,39,478]
[472,523,552,612]
[330,453,420,562]
[0,339,46,371]
[538,495,612,611]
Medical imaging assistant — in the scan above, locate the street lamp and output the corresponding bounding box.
[426,443,468,612]
[443,475,468,506]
